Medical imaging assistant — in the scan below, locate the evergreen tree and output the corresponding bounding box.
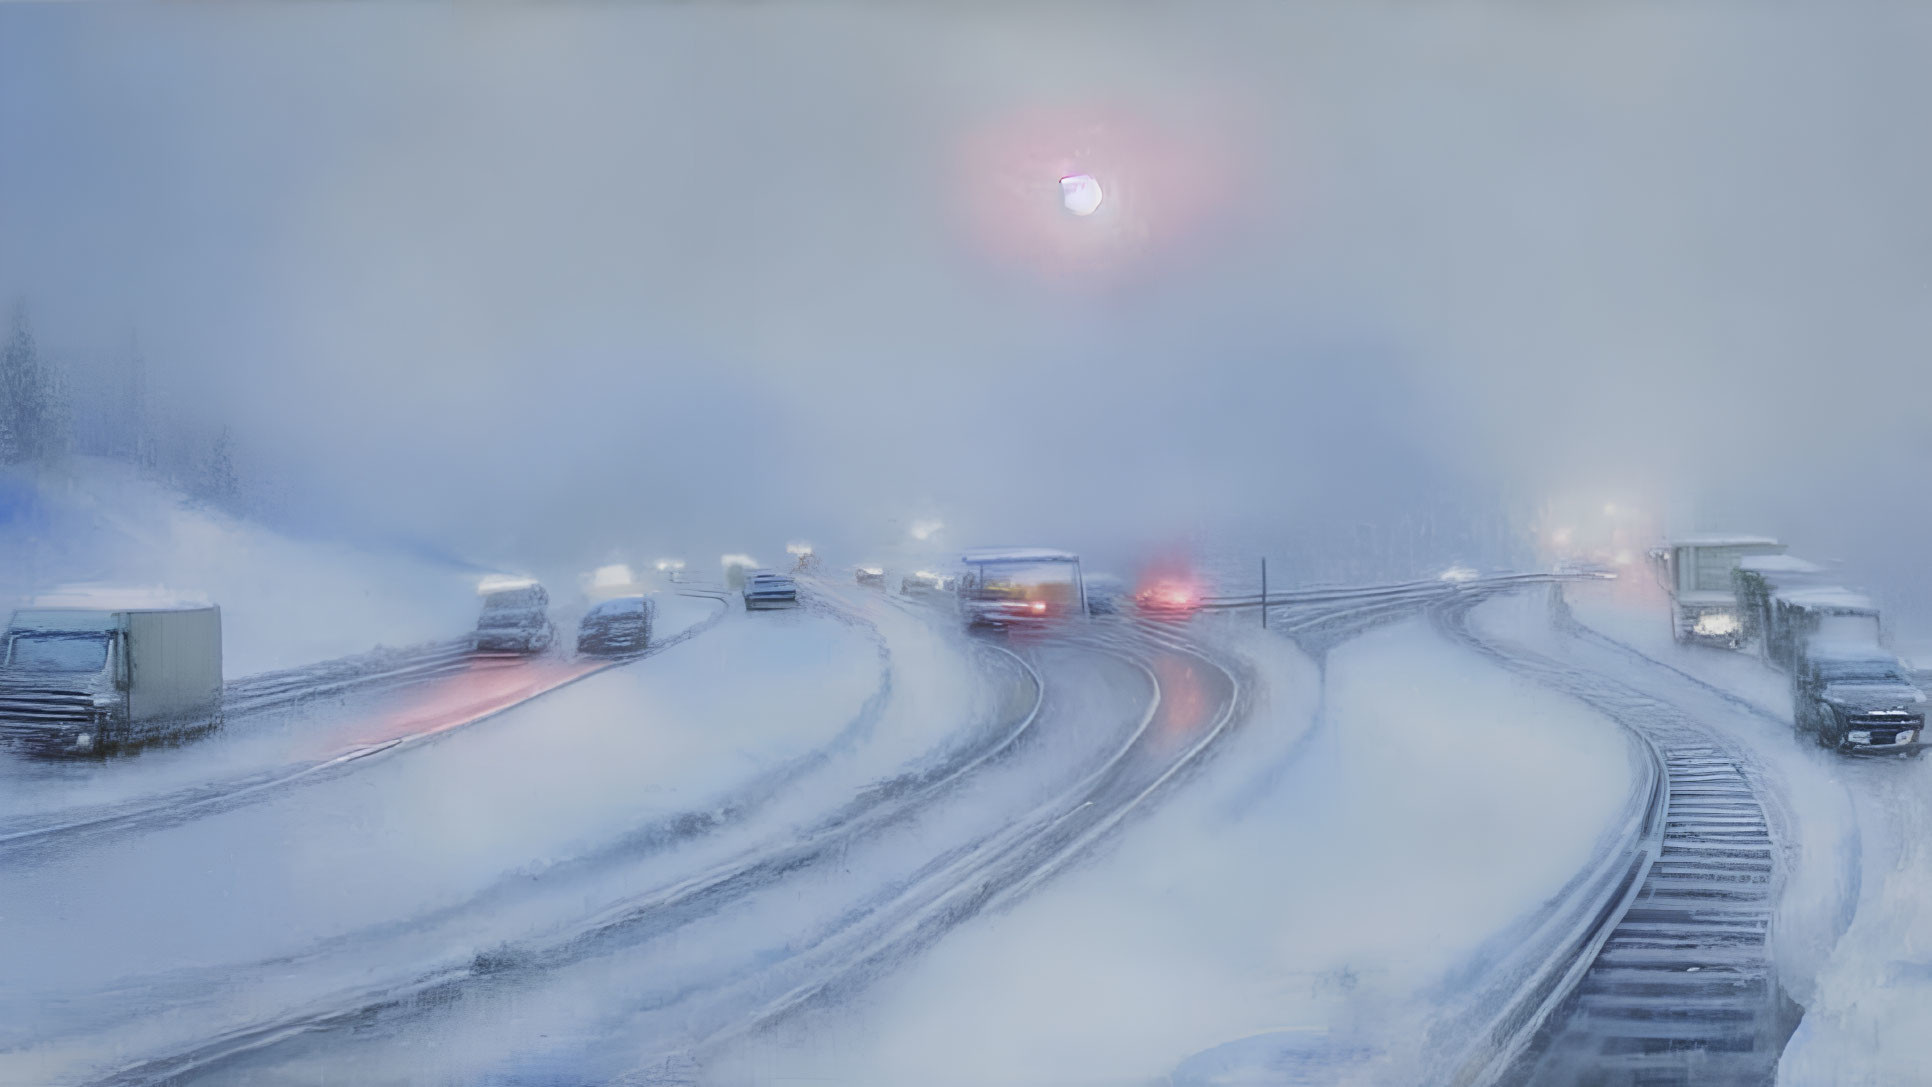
[202,426,240,508]
[0,305,52,464]
[126,335,153,467]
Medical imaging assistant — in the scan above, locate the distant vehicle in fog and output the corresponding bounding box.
[655,559,687,584]
[473,581,556,654]
[576,595,655,657]
[722,555,759,592]
[855,565,886,588]
[0,603,222,756]
[901,570,955,597]
[957,548,1085,628]
[1793,643,1925,752]
[1649,536,1785,646]
[744,570,800,610]
[1084,573,1126,615]
[1135,576,1203,619]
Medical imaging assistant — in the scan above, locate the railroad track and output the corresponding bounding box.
[1434,590,1788,1087]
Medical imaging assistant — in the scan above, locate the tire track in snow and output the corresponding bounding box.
[78,595,1046,1087]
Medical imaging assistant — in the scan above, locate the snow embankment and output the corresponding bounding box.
[715,611,1633,1087]
[0,458,480,678]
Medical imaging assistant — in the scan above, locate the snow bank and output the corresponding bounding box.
[714,612,1633,1086]
[0,458,480,678]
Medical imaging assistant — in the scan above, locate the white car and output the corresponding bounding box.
[744,570,800,610]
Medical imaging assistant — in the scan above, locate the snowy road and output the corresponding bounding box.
[13,574,1908,1087]
[0,592,725,858]
[21,578,1294,1087]
[0,593,888,1087]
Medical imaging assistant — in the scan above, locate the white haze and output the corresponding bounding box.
[5,4,1932,595]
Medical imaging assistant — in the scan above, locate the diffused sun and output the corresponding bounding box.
[1059,173,1103,216]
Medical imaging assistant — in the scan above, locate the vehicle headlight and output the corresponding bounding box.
[1693,611,1741,637]
[1849,730,1873,744]
[1899,730,1917,745]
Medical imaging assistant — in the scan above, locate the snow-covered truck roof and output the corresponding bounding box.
[959,548,1081,565]
[9,604,218,632]
[28,585,213,610]
[1737,554,1825,576]
[1772,586,1877,613]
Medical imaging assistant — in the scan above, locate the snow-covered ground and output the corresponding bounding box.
[0,602,887,1086]
[710,610,1635,1087]
[0,459,484,678]
[148,603,1154,1086]
[1558,580,1929,1086]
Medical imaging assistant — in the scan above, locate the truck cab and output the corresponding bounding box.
[1794,643,1925,752]
[1765,587,1883,674]
[956,548,1086,630]
[1650,536,1784,647]
[0,604,222,756]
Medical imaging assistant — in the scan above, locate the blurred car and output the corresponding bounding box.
[901,570,955,597]
[576,594,655,656]
[744,570,800,610]
[1084,573,1126,615]
[473,582,556,654]
[1135,577,1202,618]
[855,565,886,588]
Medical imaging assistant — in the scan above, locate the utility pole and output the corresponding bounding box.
[1260,556,1268,629]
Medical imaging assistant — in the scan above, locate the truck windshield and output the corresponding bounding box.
[1819,661,1906,684]
[970,562,1077,601]
[7,632,111,672]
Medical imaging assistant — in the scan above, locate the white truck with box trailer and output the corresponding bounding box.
[0,603,223,756]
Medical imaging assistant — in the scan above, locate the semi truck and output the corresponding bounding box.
[0,604,223,756]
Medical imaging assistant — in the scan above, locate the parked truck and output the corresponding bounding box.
[1763,586,1884,673]
[0,604,223,756]
[1649,536,1785,646]
[1732,554,1829,654]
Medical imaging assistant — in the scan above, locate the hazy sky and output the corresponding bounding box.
[5,4,1931,591]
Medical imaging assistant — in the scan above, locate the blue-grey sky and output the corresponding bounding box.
[5,4,1931,592]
